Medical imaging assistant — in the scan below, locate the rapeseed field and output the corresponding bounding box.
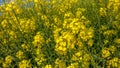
[0,0,120,68]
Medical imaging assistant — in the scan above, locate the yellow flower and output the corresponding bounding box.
[1,20,8,29]
[88,39,94,47]
[79,31,87,41]
[112,21,120,29]
[2,63,9,68]
[35,57,46,66]
[113,3,119,12]
[41,15,48,21]
[59,41,66,47]
[19,60,32,68]
[81,16,86,20]
[5,55,13,64]
[75,52,82,57]
[34,0,39,3]
[36,48,41,55]
[99,25,107,33]
[20,19,36,33]
[107,0,120,12]
[102,48,111,58]
[44,64,52,68]
[5,4,12,12]
[71,55,78,61]
[108,45,116,54]
[103,30,116,37]
[8,30,17,39]
[16,50,24,59]
[15,8,22,14]
[68,18,81,34]
[115,14,120,20]
[107,57,120,68]
[77,41,84,48]
[55,36,63,44]
[70,0,78,3]
[46,38,51,44]
[3,39,7,44]
[67,62,78,68]
[99,7,106,16]
[80,24,86,30]
[55,44,67,55]
[87,27,94,39]
[72,51,83,62]
[104,40,109,45]
[26,0,32,2]
[21,44,30,51]
[76,9,82,18]
[64,12,73,18]
[115,0,120,2]
[54,58,66,68]
[32,32,45,48]
[83,54,91,61]
[82,61,89,68]
[114,38,120,44]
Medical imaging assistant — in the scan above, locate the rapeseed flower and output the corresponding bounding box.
[99,7,106,16]
[82,61,90,68]
[5,4,12,12]
[54,58,66,68]
[19,18,36,33]
[108,45,116,54]
[21,44,30,51]
[44,64,52,68]
[114,38,120,44]
[8,30,17,39]
[107,0,120,12]
[76,8,83,18]
[1,20,8,29]
[16,50,24,60]
[19,60,32,68]
[4,55,13,64]
[67,62,78,68]
[102,48,111,58]
[32,32,45,48]
[34,0,39,3]
[88,39,94,47]
[79,31,87,41]
[2,63,9,68]
[35,56,46,66]
[0,0,119,67]
[72,51,83,61]
[107,57,120,68]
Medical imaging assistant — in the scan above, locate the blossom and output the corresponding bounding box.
[19,60,32,68]
[32,32,45,48]
[44,64,52,68]
[54,58,66,68]
[34,0,38,3]
[88,39,94,47]
[19,18,36,33]
[102,48,111,58]
[114,38,120,44]
[5,55,13,64]
[99,7,106,16]
[107,57,120,68]
[67,62,78,68]
[16,50,24,59]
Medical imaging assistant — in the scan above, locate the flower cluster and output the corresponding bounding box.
[0,0,120,68]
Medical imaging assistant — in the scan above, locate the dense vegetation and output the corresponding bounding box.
[0,0,120,68]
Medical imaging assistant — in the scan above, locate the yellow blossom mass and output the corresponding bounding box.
[0,0,119,68]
